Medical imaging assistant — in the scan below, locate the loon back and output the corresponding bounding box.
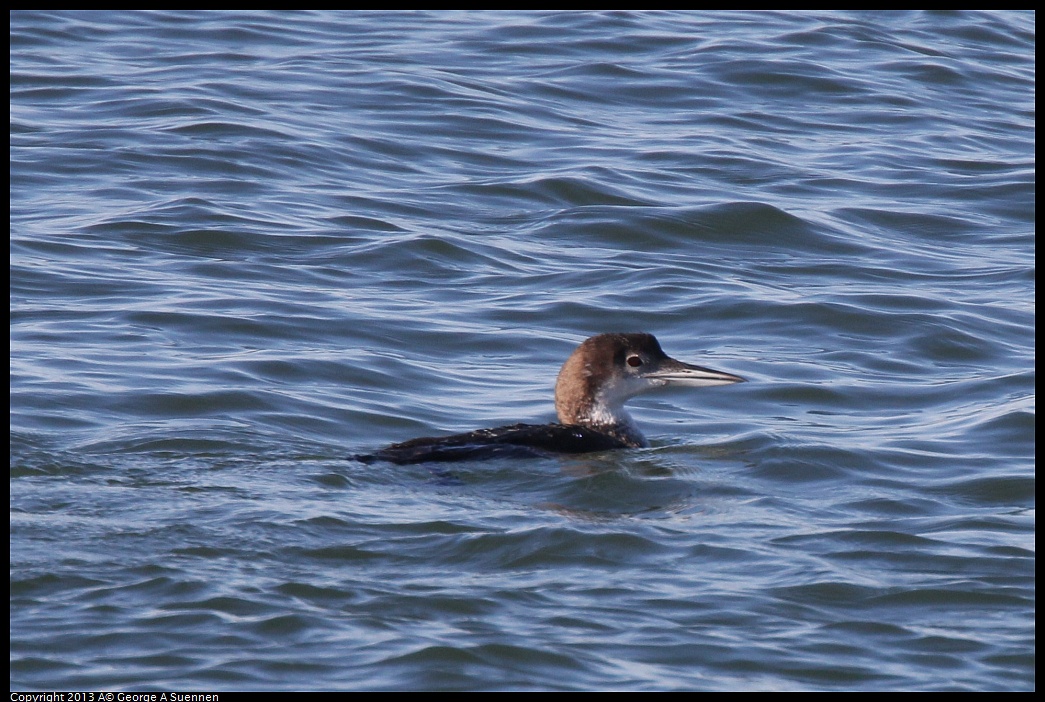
[356,423,633,465]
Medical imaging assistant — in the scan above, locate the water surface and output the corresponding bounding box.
[10,10,1034,691]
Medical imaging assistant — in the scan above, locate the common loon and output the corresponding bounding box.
[357,333,744,464]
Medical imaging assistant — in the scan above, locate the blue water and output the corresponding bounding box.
[10,10,1034,691]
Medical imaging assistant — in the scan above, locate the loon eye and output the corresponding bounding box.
[627,355,643,368]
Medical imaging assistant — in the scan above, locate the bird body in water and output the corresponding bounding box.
[357,333,744,464]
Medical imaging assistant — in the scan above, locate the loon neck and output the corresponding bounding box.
[570,406,648,448]
[556,382,648,447]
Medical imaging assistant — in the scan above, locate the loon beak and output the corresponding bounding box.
[644,357,745,388]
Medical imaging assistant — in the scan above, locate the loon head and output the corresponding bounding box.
[553,333,745,447]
